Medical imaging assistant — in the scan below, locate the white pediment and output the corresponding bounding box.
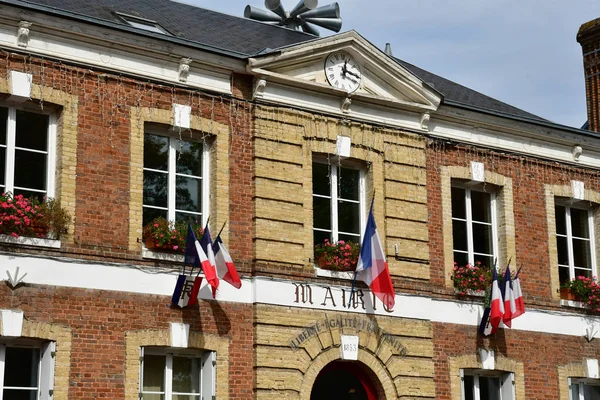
[247,31,442,114]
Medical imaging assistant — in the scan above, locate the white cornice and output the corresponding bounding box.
[0,6,243,94]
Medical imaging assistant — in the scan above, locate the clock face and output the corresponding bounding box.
[324,51,361,93]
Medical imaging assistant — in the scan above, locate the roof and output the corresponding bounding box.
[6,0,554,125]
[8,0,315,56]
[395,59,548,123]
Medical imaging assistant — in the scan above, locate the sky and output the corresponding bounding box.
[179,0,600,129]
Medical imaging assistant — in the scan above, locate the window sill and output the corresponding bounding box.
[142,248,184,262]
[315,267,355,280]
[454,289,486,297]
[560,299,587,309]
[0,234,61,249]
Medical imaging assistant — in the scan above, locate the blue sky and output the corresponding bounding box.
[181,0,600,128]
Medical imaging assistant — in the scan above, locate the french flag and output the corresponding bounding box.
[479,268,504,336]
[501,265,517,328]
[355,199,395,310]
[185,223,219,295]
[212,234,242,297]
[199,224,219,297]
[171,275,202,308]
[512,270,525,319]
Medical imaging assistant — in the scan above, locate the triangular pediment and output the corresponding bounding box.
[248,31,442,112]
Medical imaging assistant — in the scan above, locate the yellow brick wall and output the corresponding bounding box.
[253,106,429,279]
[254,304,434,399]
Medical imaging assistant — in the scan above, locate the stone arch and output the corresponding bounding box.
[299,346,396,400]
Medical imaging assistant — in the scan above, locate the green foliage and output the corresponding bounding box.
[565,276,600,311]
[0,193,71,239]
[314,238,360,271]
[143,217,203,253]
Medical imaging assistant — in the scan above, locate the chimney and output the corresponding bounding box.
[577,18,600,131]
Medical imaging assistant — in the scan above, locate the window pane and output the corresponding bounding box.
[176,176,201,213]
[454,251,468,267]
[175,140,202,176]
[0,147,5,187]
[574,268,593,280]
[472,222,493,255]
[15,110,48,151]
[4,347,39,387]
[143,354,165,393]
[338,200,359,235]
[143,208,168,228]
[173,395,200,400]
[559,266,571,286]
[556,236,569,266]
[2,389,36,400]
[570,383,580,400]
[313,196,331,230]
[144,134,169,171]
[451,187,466,219]
[573,239,592,269]
[0,106,7,145]
[463,375,474,400]
[555,205,567,235]
[14,150,47,191]
[339,167,359,201]
[479,376,501,400]
[570,208,590,239]
[141,394,164,400]
[470,191,491,223]
[452,220,468,251]
[175,211,201,224]
[144,171,168,207]
[172,356,200,394]
[584,384,600,400]
[13,189,44,203]
[312,163,330,196]
[313,230,330,248]
[474,254,493,268]
[338,233,360,245]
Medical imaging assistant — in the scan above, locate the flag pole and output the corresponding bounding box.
[347,271,358,309]
[216,219,228,239]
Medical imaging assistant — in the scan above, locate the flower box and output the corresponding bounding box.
[142,217,203,254]
[559,287,576,301]
[562,276,600,311]
[314,239,360,272]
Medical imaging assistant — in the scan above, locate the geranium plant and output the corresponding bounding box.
[0,193,71,240]
[563,276,600,311]
[143,217,203,253]
[451,261,494,295]
[314,239,360,271]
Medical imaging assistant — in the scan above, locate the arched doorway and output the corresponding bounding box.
[310,360,379,400]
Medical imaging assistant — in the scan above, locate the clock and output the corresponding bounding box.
[324,51,361,93]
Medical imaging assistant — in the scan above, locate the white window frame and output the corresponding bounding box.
[139,347,215,400]
[1,105,57,198]
[461,369,515,400]
[312,158,366,244]
[569,377,600,400]
[452,184,499,267]
[143,127,210,225]
[555,202,597,281]
[0,340,55,400]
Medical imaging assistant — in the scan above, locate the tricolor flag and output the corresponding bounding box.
[501,265,517,328]
[171,275,202,308]
[184,223,219,295]
[199,223,219,297]
[355,199,395,310]
[479,268,504,336]
[512,270,525,319]
[212,234,242,297]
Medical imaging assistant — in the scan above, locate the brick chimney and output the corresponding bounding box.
[577,18,600,132]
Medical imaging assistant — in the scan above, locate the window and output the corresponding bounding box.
[570,379,600,400]
[143,127,209,227]
[555,202,596,286]
[140,348,215,400]
[0,342,55,400]
[451,185,498,268]
[116,13,171,35]
[462,370,514,400]
[0,105,55,201]
[312,160,365,248]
